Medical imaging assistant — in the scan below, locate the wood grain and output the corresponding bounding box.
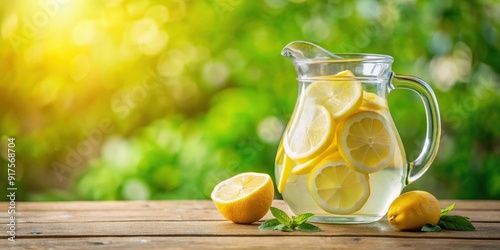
[11,221,500,239]
[4,237,500,250]
[0,200,498,249]
[2,208,499,224]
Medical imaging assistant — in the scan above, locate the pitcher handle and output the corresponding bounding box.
[390,73,441,185]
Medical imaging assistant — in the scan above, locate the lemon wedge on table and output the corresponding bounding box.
[337,111,396,174]
[284,104,335,164]
[308,156,370,214]
[211,172,274,224]
[304,70,363,121]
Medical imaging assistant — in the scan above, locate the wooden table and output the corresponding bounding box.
[1,200,499,249]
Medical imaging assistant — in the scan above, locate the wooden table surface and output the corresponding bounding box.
[1,200,499,249]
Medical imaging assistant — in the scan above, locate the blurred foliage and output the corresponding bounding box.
[0,0,499,201]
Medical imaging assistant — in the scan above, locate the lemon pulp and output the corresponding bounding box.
[307,157,370,215]
[211,172,274,224]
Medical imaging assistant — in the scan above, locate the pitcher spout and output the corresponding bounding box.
[281,41,394,80]
[281,41,343,61]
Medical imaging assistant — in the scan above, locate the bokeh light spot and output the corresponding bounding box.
[105,0,123,7]
[131,19,168,55]
[257,116,285,144]
[126,0,150,16]
[34,78,60,106]
[173,79,201,108]
[301,17,330,42]
[430,43,472,91]
[429,31,452,54]
[131,19,158,43]
[356,0,380,19]
[202,61,230,88]
[122,178,150,200]
[69,54,91,81]
[224,48,245,72]
[1,12,18,39]
[157,50,185,77]
[23,44,43,66]
[164,0,187,22]
[72,20,96,45]
[102,136,139,170]
[119,41,140,62]
[145,5,169,24]
[265,0,288,9]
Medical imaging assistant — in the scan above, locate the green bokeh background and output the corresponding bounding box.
[0,0,499,201]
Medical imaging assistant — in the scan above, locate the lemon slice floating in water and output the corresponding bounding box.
[308,156,370,214]
[304,70,363,121]
[284,104,335,163]
[337,111,396,174]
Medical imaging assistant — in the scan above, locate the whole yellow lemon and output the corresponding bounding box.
[387,190,441,231]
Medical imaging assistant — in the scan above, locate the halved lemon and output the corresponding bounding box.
[337,111,396,174]
[211,172,274,224]
[308,157,370,214]
[284,104,335,163]
[304,70,363,121]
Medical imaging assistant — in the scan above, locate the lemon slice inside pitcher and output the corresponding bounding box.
[360,91,389,112]
[337,111,396,174]
[292,143,338,175]
[308,156,370,214]
[277,153,294,193]
[304,70,363,121]
[284,105,335,163]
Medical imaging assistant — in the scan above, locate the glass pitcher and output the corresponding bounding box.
[275,41,441,224]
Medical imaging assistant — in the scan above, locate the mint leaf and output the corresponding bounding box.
[419,203,475,232]
[258,218,280,230]
[275,224,294,232]
[439,215,476,231]
[293,213,315,225]
[421,224,442,232]
[270,207,292,227]
[441,203,456,216]
[259,207,320,232]
[297,223,321,232]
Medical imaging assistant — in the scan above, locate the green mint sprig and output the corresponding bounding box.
[421,203,476,232]
[258,207,321,232]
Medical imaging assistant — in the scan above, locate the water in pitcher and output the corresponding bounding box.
[275,75,408,223]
